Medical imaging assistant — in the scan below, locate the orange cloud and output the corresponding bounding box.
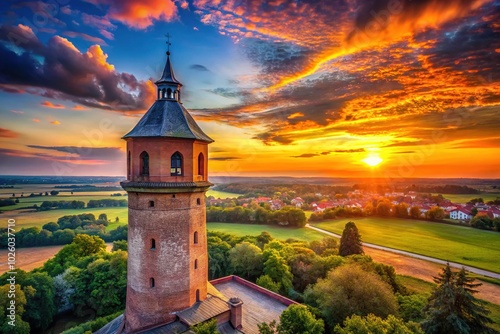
[0,128,19,138]
[32,119,40,123]
[72,105,88,111]
[41,101,65,109]
[88,0,179,29]
[50,120,61,125]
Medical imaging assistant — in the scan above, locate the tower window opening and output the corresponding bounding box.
[194,259,198,269]
[140,151,149,176]
[172,194,176,198]
[197,153,204,177]
[149,200,154,207]
[194,231,198,244]
[171,152,183,176]
[196,289,200,302]
[151,239,156,250]
[150,278,155,288]
[162,88,166,99]
[167,88,172,99]
[127,151,131,179]
[197,198,201,205]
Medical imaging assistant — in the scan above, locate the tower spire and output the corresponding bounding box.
[165,32,171,55]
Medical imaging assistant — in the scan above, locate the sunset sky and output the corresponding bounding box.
[0,0,499,178]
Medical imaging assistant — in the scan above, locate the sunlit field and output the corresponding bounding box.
[207,222,324,241]
[312,218,500,273]
[439,193,500,203]
[206,189,240,198]
[2,207,128,230]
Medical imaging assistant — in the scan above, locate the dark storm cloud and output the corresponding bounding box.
[291,153,319,158]
[190,64,210,71]
[27,145,124,160]
[0,24,154,111]
[209,157,240,161]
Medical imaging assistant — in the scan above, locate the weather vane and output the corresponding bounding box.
[165,33,171,54]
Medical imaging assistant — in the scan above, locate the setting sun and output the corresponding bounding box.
[363,155,383,167]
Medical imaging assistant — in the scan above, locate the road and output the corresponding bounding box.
[306,224,500,279]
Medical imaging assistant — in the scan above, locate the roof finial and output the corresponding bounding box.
[165,33,171,55]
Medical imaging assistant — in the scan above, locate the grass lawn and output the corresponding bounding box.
[1,207,128,230]
[206,189,240,199]
[312,217,500,273]
[207,222,325,242]
[440,193,500,204]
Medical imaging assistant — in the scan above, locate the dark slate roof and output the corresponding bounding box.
[123,100,213,142]
[177,296,229,326]
[155,53,182,86]
[94,314,123,334]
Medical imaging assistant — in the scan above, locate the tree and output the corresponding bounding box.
[112,240,128,251]
[42,222,60,232]
[422,264,493,334]
[191,318,218,334]
[277,304,324,334]
[334,314,423,334]
[263,250,293,294]
[98,213,108,222]
[339,222,363,256]
[0,284,31,333]
[50,190,59,196]
[23,272,56,330]
[256,275,281,293]
[393,202,409,218]
[208,236,232,280]
[228,242,263,280]
[306,264,398,327]
[426,206,445,221]
[376,201,392,217]
[410,206,421,219]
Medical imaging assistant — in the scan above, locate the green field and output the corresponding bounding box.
[312,218,500,273]
[440,193,500,203]
[2,207,128,230]
[207,222,325,241]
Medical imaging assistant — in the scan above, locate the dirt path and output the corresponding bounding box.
[364,248,500,305]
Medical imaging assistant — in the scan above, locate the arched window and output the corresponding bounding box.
[127,151,131,178]
[140,151,149,176]
[194,231,198,244]
[196,289,200,302]
[167,88,172,99]
[151,238,156,250]
[197,198,201,205]
[198,153,204,177]
[194,259,198,269]
[150,278,155,288]
[161,88,166,99]
[171,152,183,176]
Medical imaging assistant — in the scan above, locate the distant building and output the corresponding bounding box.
[291,197,304,207]
[450,208,473,220]
[97,44,292,334]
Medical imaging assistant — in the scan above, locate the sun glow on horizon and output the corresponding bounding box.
[362,155,383,167]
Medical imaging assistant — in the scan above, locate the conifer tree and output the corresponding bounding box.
[422,264,493,334]
[339,222,364,256]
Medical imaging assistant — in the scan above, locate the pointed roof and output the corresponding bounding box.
[155,52,182,86]
[123,100,213,142]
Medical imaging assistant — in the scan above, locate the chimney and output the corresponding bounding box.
[228,297,243,329]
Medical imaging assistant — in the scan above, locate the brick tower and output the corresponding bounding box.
[120,46,213,332]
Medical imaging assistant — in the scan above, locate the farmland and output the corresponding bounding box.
[312,217,500,273]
